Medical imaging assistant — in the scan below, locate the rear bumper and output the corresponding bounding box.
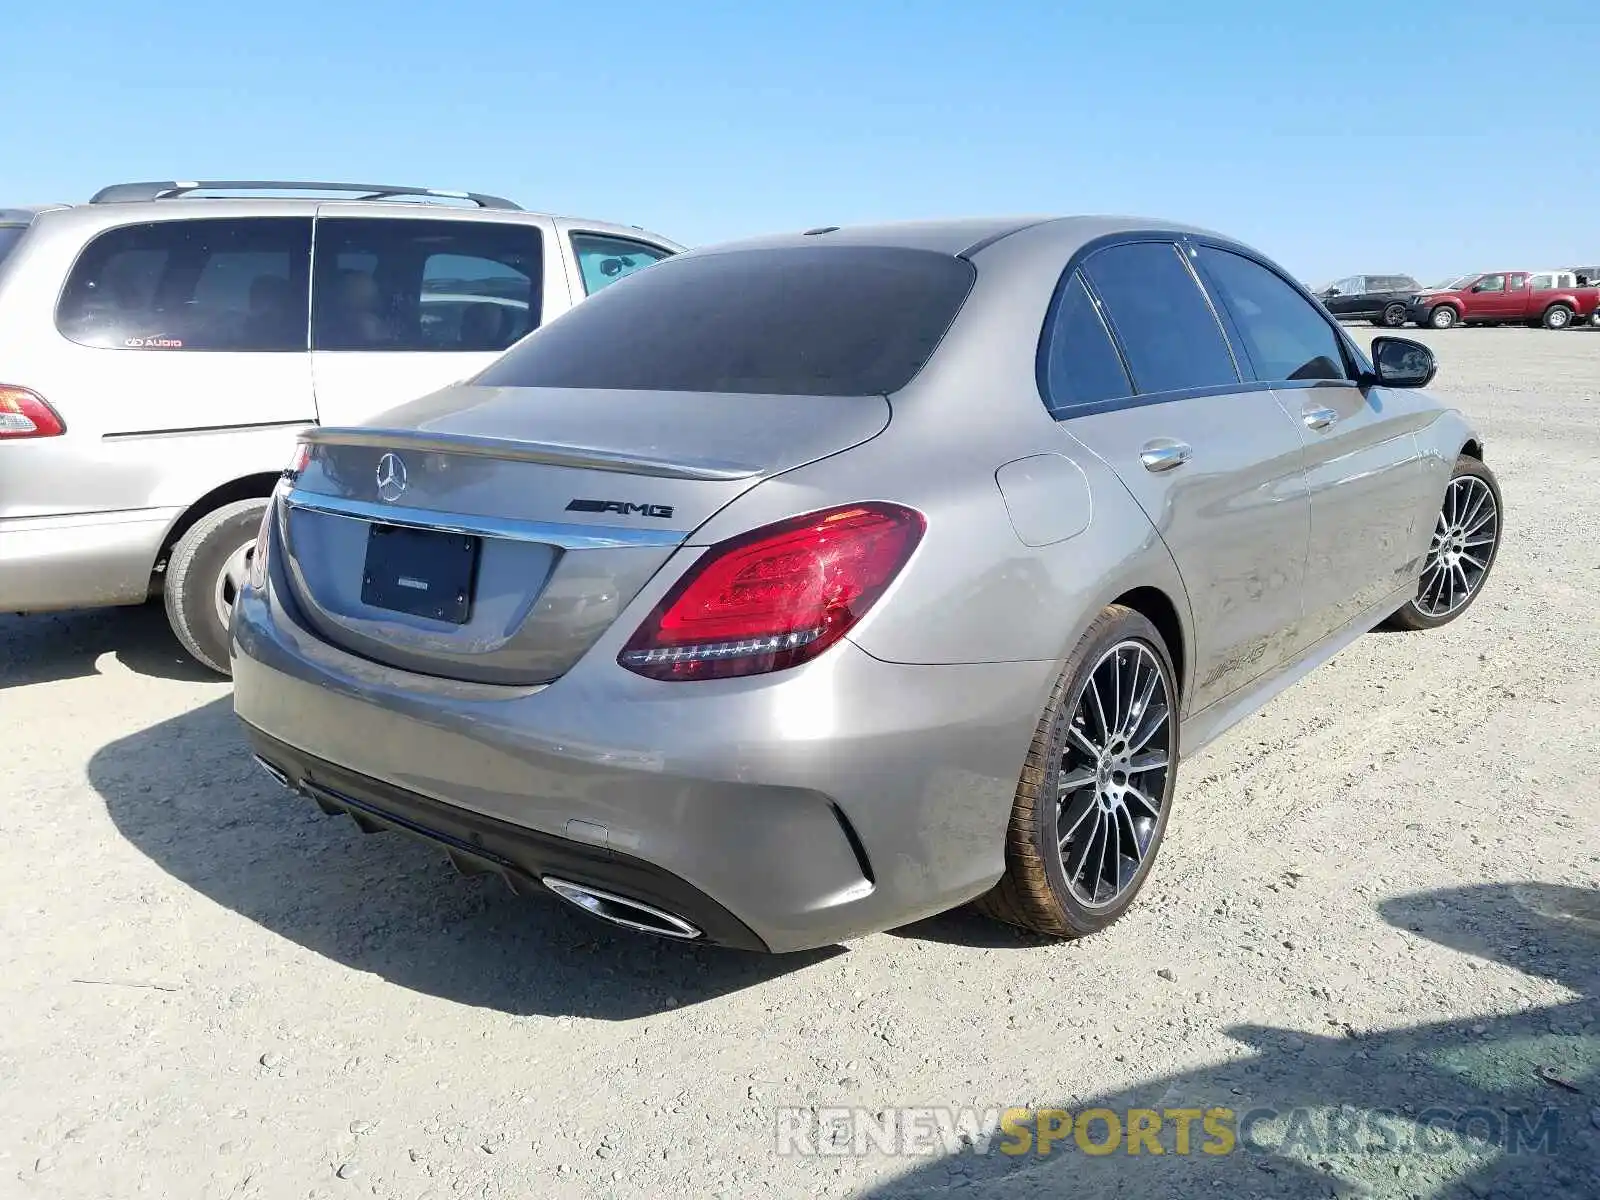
[229,574,1058,953]
[0,508,178,611]
[243,725,772,950]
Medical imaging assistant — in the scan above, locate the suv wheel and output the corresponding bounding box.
[1376,303,1407,327]
[1542,304,1573,330]
[1429,305,1459,329]
[163,498,268,676]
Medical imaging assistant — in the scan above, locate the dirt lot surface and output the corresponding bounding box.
[3,327,1597,1200]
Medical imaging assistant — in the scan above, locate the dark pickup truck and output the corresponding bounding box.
[1406,271,1600,330]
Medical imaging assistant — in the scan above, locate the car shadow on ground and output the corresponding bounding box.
[1,605,219,688]
[87,697,841,1019]
[858,882,1599,1199]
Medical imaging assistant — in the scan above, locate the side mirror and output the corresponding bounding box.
[1324,288,1341,297]
[1368,336,1437,389]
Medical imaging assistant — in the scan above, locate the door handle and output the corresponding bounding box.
[1303,406,1339,431]
[1139,442,1192,473]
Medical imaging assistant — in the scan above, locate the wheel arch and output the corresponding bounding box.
[151,473,280,586]
[1109,585,1187,707]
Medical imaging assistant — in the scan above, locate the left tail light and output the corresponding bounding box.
[247,442,309,590]
[0,385,65,440]
[618,501,925,681]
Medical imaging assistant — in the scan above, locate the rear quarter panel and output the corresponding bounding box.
[682,220,1194,689]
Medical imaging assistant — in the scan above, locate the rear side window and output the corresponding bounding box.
[476,246,975,396]
[0,224,29,267]
[56,218,312,351]
[1195,247,1351,383]
[312,218,543,352]
[1081,241,1239,395]
[570,232,673,296]
[1039,271,1133,414]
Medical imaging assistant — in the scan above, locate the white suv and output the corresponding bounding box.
[0,180,683,672]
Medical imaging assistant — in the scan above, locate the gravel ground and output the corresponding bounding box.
[2,326,1597,1200]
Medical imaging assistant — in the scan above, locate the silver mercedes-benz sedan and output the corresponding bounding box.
[230,215,1502,953]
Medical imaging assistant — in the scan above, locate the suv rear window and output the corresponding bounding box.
[475,246,975,396]
[56,218,312,351]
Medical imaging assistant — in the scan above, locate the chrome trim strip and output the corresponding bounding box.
[283,490,688,549]
[302,426,759,482]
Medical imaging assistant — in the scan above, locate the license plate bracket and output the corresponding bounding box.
[360,523,479,624]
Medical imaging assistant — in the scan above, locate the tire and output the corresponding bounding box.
[1429,305,1459,329]
[1380,303,1408,327]
[1382,455,1503,632]
[162,498,268,676]
[975,604,1179,938]
[1541,304,1573,330]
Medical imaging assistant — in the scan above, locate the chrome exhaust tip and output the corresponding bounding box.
[251,754,293,790]
[541,876,702,941]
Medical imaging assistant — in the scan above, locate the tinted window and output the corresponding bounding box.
[570,232,673,296]
[1081,242,1238,394]
[312,218,542,352]
[1040,271,1133,414]
[1475,274,1505,293]
[0,224,28,266]
[476,246,974,396]
[56,218,311,351]
[1197,247,1351,383]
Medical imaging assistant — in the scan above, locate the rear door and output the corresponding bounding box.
[13,215,314,520]
[1504,272,1530,319]
[309,210,565,427]
[1046,239,1311,715]
[1191,242,1428,646]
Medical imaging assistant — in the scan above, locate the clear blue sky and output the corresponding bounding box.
[5,2,1596,285]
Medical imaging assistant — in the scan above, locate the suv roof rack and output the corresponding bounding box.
[88,180,522,211]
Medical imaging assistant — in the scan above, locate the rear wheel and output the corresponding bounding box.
[1383,456,1502,631]
[163,498,268,676]
[1379,303,1408,327]
[1542,304,1573,330]
[976,605,1179,938]
[1429,305,1459,329]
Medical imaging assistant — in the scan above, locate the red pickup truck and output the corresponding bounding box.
[1405,270,1600,330]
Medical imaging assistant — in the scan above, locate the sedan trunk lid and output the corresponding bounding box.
[275,383,890,685]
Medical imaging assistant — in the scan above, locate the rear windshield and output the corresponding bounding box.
[0,224,29,266]
[475,245,975,396]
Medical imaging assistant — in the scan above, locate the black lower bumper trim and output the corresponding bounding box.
[242,724,770,952]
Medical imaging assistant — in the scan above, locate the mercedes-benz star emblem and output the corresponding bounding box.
[375,452,408,503]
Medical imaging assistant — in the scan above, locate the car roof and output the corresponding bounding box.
[14,197,683,250]
[676,214,1235,261]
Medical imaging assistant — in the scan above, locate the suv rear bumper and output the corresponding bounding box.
[0,508,178,611]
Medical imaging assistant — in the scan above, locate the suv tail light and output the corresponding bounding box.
[0,385,65,439]
[619,502,925,681]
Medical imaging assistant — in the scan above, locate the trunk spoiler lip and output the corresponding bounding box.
[282,490,689,549]
[300,426,761,482]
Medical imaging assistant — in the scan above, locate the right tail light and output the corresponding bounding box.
[618,502,925,681]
